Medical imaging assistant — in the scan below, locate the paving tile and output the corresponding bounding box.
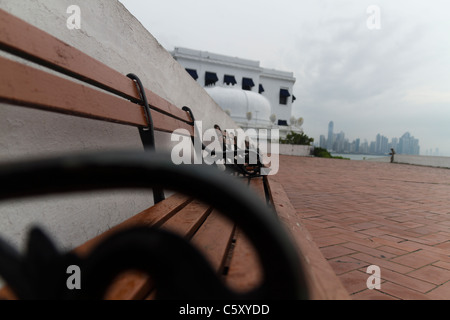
[328,256,369,275]
[371,238,425,253]
[342,242,397,260]
[400,222,426,229]
[338,270,372,295]
[407,226,441,235]
[433,261,450,271]
[375,245,409,256]
[417,232,450,246]
[352,289,398,300]
[357,227,388,237]
[335,234,381,248]
[408,266,450,285]
[306,227,341,238]
[350,222,381,231]
[373,234,410,244]
[312,235,347,248]
[379,282,430,300]
[379,268,436,293]
[351,252,415,274]
[390,250,441,269]
[426,281,450,300]
[320,245,356,259]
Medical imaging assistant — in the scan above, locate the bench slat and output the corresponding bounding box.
[0,9,192,124]
[142,210,236,300]
[75,193,192,257]
[225,228,263,293]
[222,178,267,293]
[160,200,212,239]
[0,192,191,300]
[105,199,214,300]
[191,210,236,274]
[0,56,194,135]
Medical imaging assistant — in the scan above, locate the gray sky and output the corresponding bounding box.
[119,0,450,156]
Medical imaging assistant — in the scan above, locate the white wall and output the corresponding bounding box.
[0,0,238,253]
[393,155,450,169]
[278,144,313,157]
[260,70,295,124]
[173,47,262,93]
[173,47,297,126]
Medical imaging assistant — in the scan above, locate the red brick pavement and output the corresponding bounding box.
[275,155,450,300]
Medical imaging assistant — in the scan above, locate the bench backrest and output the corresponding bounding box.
[0,9,202,203]
[0,9,195,138]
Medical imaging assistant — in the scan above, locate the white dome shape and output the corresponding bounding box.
[205,86,272,126]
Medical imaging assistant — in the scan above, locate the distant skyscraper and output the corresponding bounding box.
[398,132,420,155]
[320,135,327,149]
[327,121,334,151]
[355,138,360,153]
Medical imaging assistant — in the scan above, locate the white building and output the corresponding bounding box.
[171,47,302,138]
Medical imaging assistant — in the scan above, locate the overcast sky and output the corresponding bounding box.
[119,0,450,156]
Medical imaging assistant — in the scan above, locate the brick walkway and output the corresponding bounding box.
[276,155,450,300]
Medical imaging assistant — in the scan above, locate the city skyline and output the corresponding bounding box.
[319,121,426,156]
[119,1,450,157]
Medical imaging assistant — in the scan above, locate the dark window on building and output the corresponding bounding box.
[224,75,237,85]
[242,77,255,91]
[278,120,288,126]
[185,68,198,80]
[205,72,219,86]
[259,84,265,94]
[279,89,291,105]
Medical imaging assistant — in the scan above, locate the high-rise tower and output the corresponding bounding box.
[327,121,334,151]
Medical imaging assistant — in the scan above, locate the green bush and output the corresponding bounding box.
[313,147,349,160]
[313,147,332,158]
[279,131,314,146]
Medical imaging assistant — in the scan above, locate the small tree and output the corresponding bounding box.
[280,131,314,145]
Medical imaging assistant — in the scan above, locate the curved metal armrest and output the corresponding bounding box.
[0,151,308,300]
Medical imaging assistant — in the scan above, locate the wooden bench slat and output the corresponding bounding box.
[216,178,266,293]
[0,286,17,300]
[0,9,192,124]
[225,228,263,293]
[191,210,236,274]
[160,200,212,239]
[0,191,192,300]
[104,271,153,300]
[142,210,236,300]
[75,193,192,257]
[0,56,194,135]
[104,199,213,300]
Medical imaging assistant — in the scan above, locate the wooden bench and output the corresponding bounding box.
[0,9,310,300]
